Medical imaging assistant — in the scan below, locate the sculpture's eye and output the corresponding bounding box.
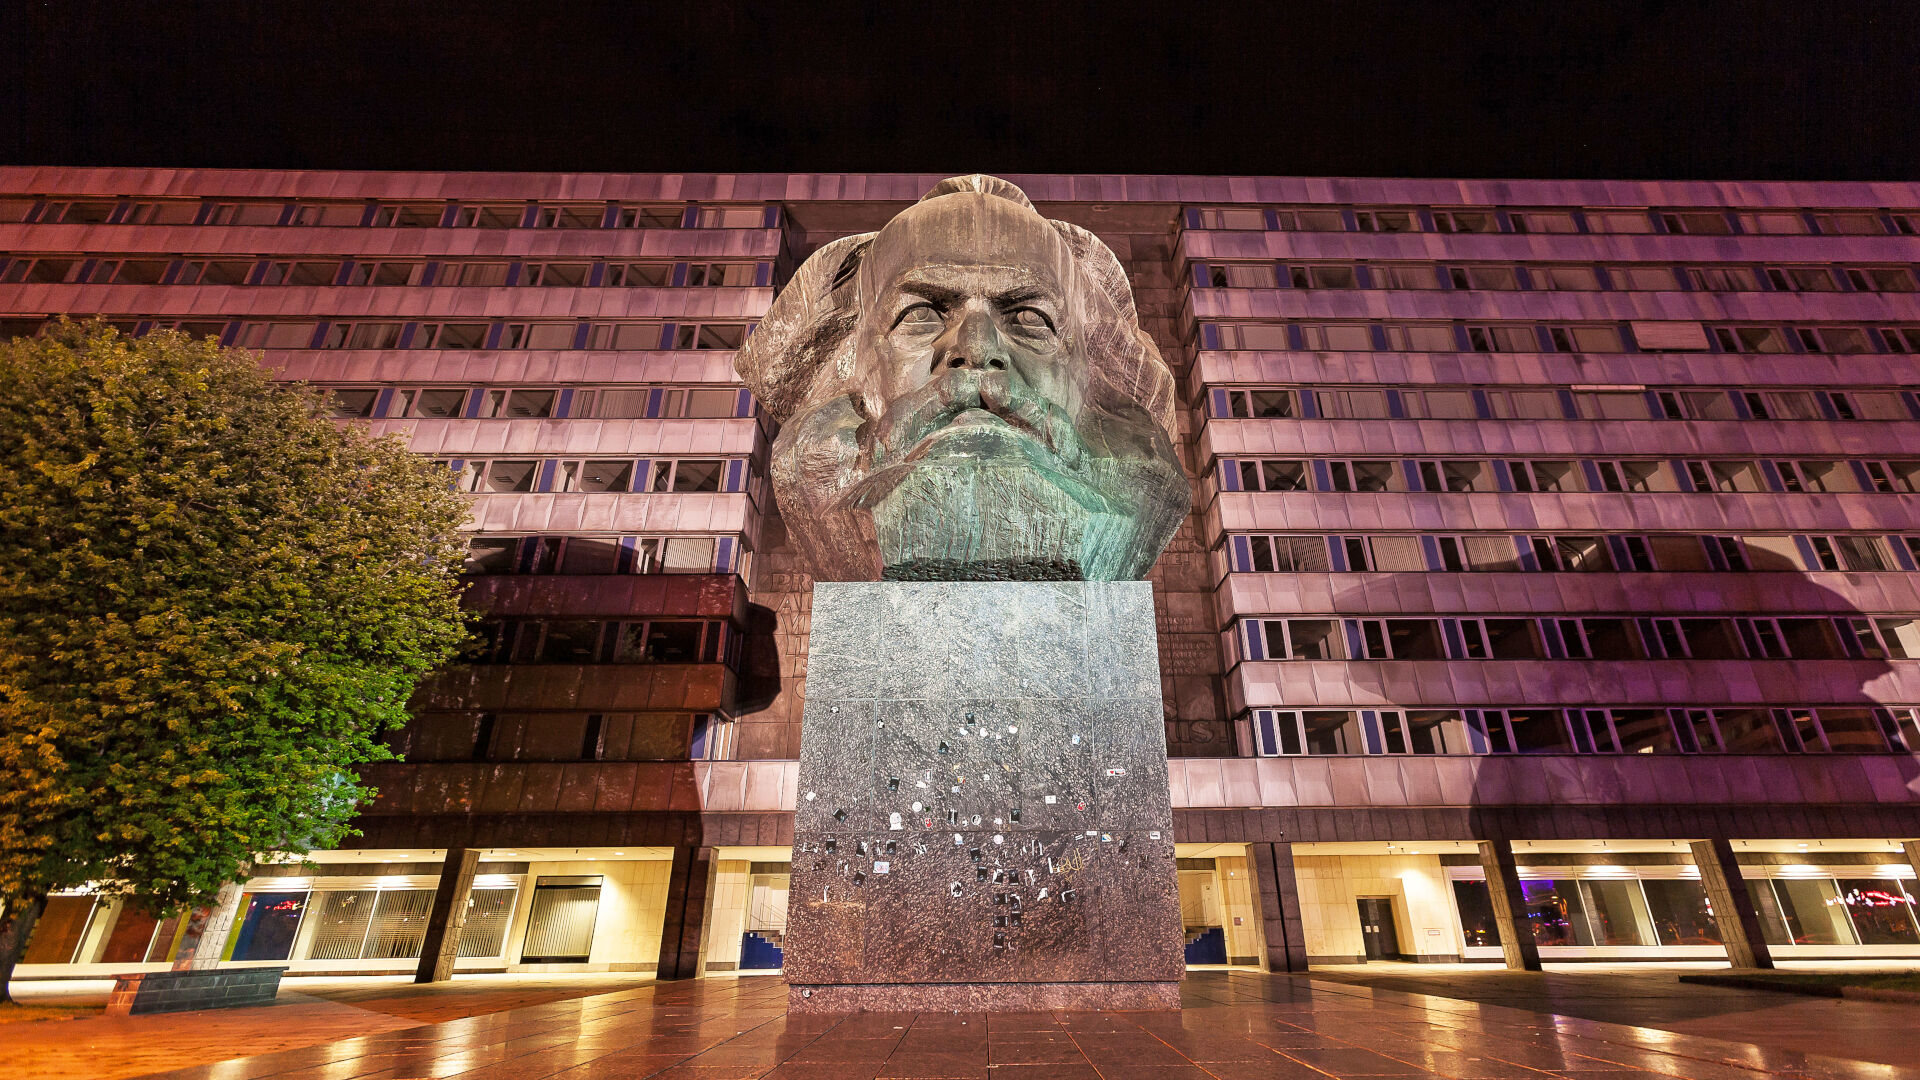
[892,303,942,331]
[1006,307,1055,335]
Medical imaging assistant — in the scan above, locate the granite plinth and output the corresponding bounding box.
[786,581,1182,1011]
[792,980,1182,1012]
[105,966,285,1015]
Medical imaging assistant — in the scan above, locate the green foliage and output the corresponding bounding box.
[0,321,470,913]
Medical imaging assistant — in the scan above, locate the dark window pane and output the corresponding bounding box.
[1642,880,1720,945]
[1506,710,1572,753]
[1384,620,1443,659]
[537,621,601,663]
[644,621,704,662]
[464,538,518,574]
[1483,620,1539,659]
[558,538,621,575]
[329,389,379,418]
[1453,880,1501,946]
[1521,879,1593,945]
[1835,879,1920,944]
[230,892,308,961]
[670,460,724,492]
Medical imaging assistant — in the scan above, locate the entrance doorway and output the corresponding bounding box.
[1357,898,1400,961]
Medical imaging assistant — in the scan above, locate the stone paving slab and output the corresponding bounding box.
[1308,964,1920,1071]
[33,971,1909,1080]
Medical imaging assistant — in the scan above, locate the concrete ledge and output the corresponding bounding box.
[1680,973,1920,1004]
[789,980,1181,1012]
[106,967,286,1015]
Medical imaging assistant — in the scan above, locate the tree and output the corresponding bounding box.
[0,321,471,999]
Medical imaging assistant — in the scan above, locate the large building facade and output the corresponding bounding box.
[5,169,1919,978]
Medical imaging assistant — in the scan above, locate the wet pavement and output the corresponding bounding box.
[1310,964,1920,1071]
[60,970,1910,1080]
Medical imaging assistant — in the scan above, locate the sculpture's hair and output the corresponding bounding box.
[735,175,1178,438]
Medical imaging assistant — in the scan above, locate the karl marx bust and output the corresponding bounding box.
[736,175,1189,581]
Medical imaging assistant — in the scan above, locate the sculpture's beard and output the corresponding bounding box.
[770,369,1190,582]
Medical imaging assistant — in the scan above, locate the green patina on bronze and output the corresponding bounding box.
[737,175,1189,582]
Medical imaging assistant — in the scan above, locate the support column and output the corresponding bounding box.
[415,847,480,983]
[1688,839,1774,970]
[171,880,245,971]
[1249,842,1309,972]
[655,844,714,980]
[1476,839,1541,971]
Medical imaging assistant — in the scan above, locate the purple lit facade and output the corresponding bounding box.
[4,169,1918,976]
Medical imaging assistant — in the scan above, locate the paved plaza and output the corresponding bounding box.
[6,969,1920,1080]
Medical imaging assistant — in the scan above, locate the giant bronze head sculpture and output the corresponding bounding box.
[736,175,1190,581]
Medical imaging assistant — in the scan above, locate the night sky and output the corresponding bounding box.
[6,1,1919,180]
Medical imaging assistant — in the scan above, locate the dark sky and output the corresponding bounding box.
[7,1,1919,180]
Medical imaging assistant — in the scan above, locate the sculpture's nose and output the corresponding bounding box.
[939,305,1009,372]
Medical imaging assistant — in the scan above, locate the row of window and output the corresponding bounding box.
[329,385,754,421]
[472,619,740,667]
[1209,385,1918,423]
[0,316,757,351]
[14,196,1911,236]
[1225,532,1918,575]
[396,711,722,763]
[1,197,775,230]
[1217,457,1920,495]
[239,318,752,351]
[442,457,750,495]
[464,534,741,576]
[1234,614,1918,664]
[0,255,772,289]
[1451,872,1920,951]
[1203,319,1920,355]
[1192,260,1920,294]
[1189,205,1914,237]
[1247,704,1920,758]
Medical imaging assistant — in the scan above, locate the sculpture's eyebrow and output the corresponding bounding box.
[992,286,1056,308]
[894,281,967,305]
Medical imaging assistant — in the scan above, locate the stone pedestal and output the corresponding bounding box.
[786,581,1183,1012]
[106,967,284,1015]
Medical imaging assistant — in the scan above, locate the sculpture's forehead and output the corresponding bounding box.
[863,194,1072,298]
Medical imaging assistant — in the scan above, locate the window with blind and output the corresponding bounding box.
[521,881,602,962]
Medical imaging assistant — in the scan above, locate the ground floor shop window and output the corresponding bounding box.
[22,895,98,964]
[1453,873,1715,950]
[522,878,601,963]
[230,892,309,961]
[1452,879,1500,946]
[458,888,519,957]
[1754,876,1920,946]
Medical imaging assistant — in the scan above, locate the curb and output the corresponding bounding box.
[1679,973,1920,1004]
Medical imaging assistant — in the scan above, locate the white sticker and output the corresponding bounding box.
[1044,795,1057,804]
[912,802,923,813]
[1105,767,1126,777]
[1149,831,1161,840]
[1008,725,1017,734]
[1070,734,1081,744]
[954,833,964,844]
[805,792,817,801]
[889,812,903,830]
[993,835,1004,845]
[874,861,891,874]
